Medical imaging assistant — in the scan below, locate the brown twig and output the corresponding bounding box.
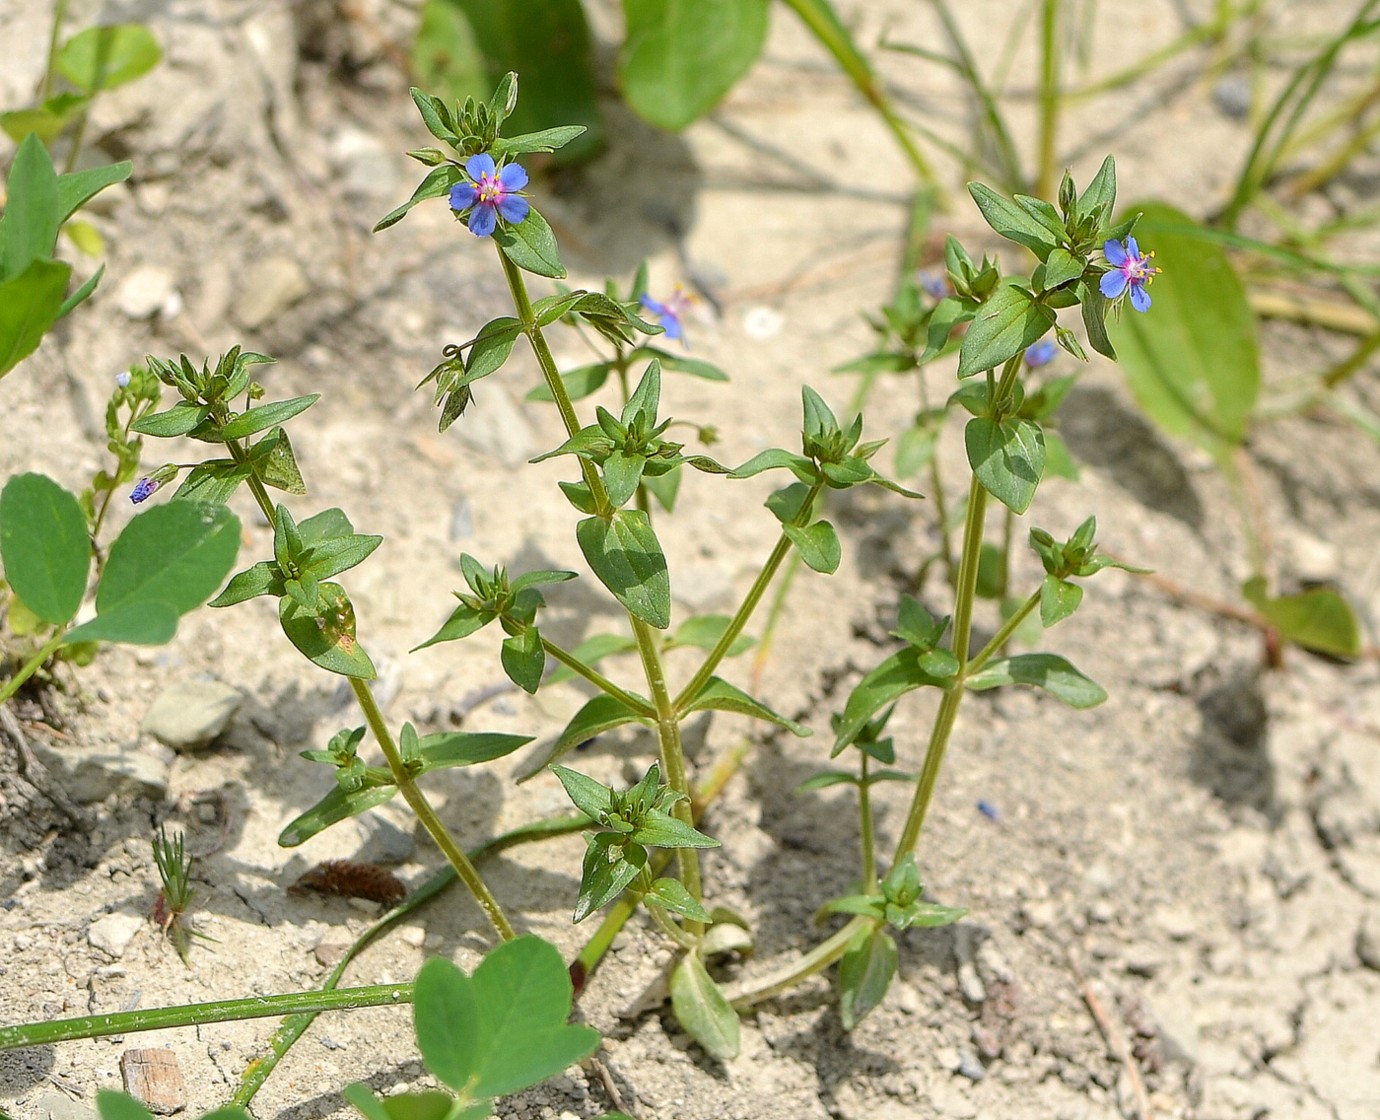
[1065,947,1153,1120]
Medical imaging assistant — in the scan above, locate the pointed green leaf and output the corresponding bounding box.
[629,810,718,850]
[415,731,532,773]
[0,473,90,625]
[0,258,70,377]
[0,135,60,280]
[839,926,897,1030]
[552,766,614,820]
[278,781,398,846]
[94,501,239,616]
[833,650,957,756]
[412,601,493,651]
[501,627,546,693]
[374,164,463,232]
[965,416,1045,514]
[131,401,212,437]
[966,652,1106,708]
[645,877,712,922]
[577,511,670,629]
[494,208,565,278]
[958,284,1057,377]
[680,676,810,736]
[575,834,645,920]
[670,952,740,1059]
[1040,574,1083,627]
[968,182,1060,258]
[219,394,320,440]
[280,582,376,679]
[782,519,841,574]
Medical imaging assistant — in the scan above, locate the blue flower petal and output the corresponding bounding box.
[660,313,683,341]
[1100,270,1128,299]
[1103,239,1128,266]
[640,294,666,317]
[1130,283,1152,313]
[449,183,478,211]
[465,153,496,181]
[497,195,530,225]
[498,162,529,191]
[1125,235,1141,260]
[468,206,498,237]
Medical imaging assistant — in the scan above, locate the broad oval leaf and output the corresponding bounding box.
[839,925,897,1030]
[965,416,1045,514]
[957,284,1056,377]
[0,473,90,625]
[620,0,770,131]
[280,582,376,679]
[56,24,161,92]
[95,501,240,619]
[494,207,565,279]
[783,519,841,574]
[1242,576,1361,658]
[1108,202,1259,462]
[0,258,70,377]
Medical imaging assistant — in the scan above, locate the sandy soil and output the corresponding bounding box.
[3,2,1380,1119]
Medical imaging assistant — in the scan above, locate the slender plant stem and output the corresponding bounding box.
[725,916,869,1009]
[674,483,823,712]
[498,251,611,513]
[349,677,515,941]
[1036,0,1061,200]
[539,634,653,716]
[967,589,1041,676]
[892,473,988,860]
[630,617,703,928]
[43,0,70,99]
[1,985,413,1052]
[0,631,67,705]
[858,753,877,890]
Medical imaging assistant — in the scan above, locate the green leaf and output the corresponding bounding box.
[209,560,281,607]
[343,1086,471,1120]
[620,0,770,131]
[1040,575,1083,627]
[629,810,718,850]
[641,345,730,382]
[413,937,600,1098]
[526,361,611,403]
[669,952,740,1059]
[957,285,1057,377]
[667,614,753,655]
[1242,577,1361,658]
[577,511,671,629]
[413,600,493,651]
[65,502,240,644]
[1040,247,1084,290]
[0,473,90,625]
[966,652,1107,708]
[278,781,397,847]
[1108,202,1259,462]
[95,1091,155,1120]
[602,450,648,509]
[219,394,320,440]
[965,416,1045,514]
[415,731,533,774]
[839,926,897,1030]
[253,427,308,494]
[373,164,463,233]
[280,582,376,679]
[0,135,60,280]
[1076,154,1117,224]
[543,631,637,684]
[501,627,546,693]
[519,694,652,778]
[494,207,565,279]
[552,766,614,820]
[968,182,1060,258]
[730,447,814,480]
[645,877,712,922]
[301,532,383,582]
[832,650,958,756]
[1,93,88,146]
[131,401,212,437]
[680,677,810,736]
[782,519,841,574]
[575,834,645,921]
[0,259,70,377]
[174,460,253,506]
[416,0,601,164]
[56,159,133,227]
[56,24,162,93]
[465,317,522,381]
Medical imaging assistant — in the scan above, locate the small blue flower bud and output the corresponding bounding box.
[130,477,161,504]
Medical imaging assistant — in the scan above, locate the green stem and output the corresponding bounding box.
[349,677,515,942]
[780,0,943,197]
[497,251,611,513]
[232,812,589,1108]
[674,483,823,712]
[892,472,988,860]
[43,0,69,100]
[725,916,869,1009]
[966,588,1040,676]
[539,635,653,716]
[1036,0,1061,199]
[858,753,877,890]
[1,984,413,1052]
[0,630,67,705]
[630,617,703,928]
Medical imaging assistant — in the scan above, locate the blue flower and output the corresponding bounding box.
[917,267,949,301]
[130,477,161,504]
[1024,339,1058,369]
[116,371,132,388]
[1099,236,1160,313]
[640,286,694,347]
[449,154,530,238]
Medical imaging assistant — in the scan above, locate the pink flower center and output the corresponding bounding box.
[476,173,505,205]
